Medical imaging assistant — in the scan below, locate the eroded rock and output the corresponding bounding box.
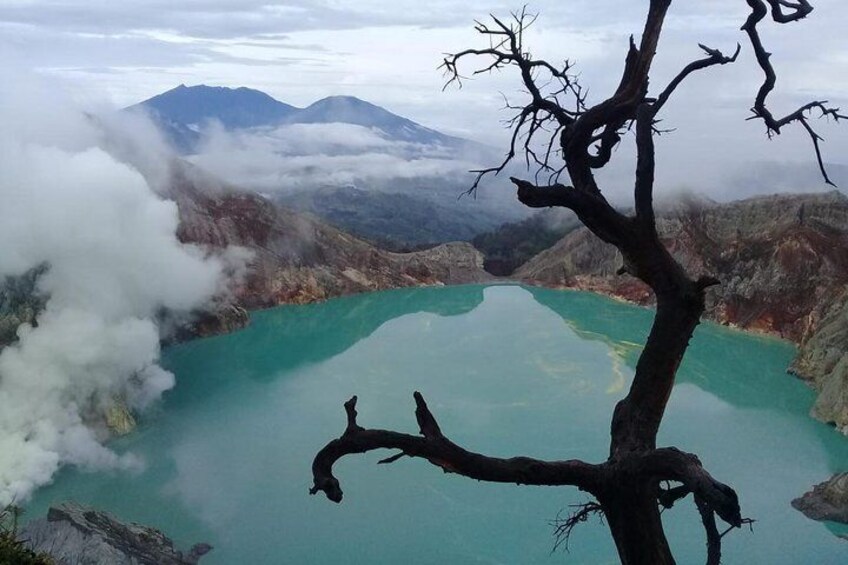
[104,400,137,436]
[792,473,848,524]
[517,191,848,429]
[0,265,47,349]
[167,161,491,312]
[19,502,211,565]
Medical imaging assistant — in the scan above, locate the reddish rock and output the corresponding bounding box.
[516,191,848,429]
[164,161,491,319]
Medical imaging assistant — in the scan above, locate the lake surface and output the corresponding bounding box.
[25,285,848,564]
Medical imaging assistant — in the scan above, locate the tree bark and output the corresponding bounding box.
[310,2,836,562]
[602,487,675,565]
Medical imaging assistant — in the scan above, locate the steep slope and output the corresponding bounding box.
[472,209,582,276]
[278,185,507,249]
[166,163,490,311]
[289,95,468,147]
[0,162,490,349]
[516,191,848,428]
[791,290,848,428]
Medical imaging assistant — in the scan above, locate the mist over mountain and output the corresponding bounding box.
[129,84,478,152]
[722,160,848,200]
[128,84,526,247]
[132,85,298,153]
[280,186,509,250]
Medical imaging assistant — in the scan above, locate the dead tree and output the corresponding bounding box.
[310,2,843,563]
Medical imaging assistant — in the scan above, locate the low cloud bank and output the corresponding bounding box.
[187,121,486,192]
[0,73,237,505]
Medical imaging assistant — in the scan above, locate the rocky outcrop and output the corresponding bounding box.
[167,162,490,314]
[19,503,211,564]
[791,473,848,524]
[516,191,848,427]
[791,290,848,430]
[0,266,47,347]
[103,399,138,436]
[170,303,251,342]
[0,163,490,350]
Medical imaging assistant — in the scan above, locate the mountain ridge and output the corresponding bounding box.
[127,84,474,151]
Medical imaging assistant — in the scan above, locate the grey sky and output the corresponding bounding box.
[2,1,847,198]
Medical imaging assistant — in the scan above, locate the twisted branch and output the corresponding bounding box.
[636,447,742,528]
[635,42,741,228]
[441,8,585,194]
[309,3,842,562]
[310,393,603,503]
[742,0,846,185]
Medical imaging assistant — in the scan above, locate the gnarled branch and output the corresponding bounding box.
[654,43,741,113]
[742,0,845,185]
[635,43,740,229]
[511,177,632,246]
[441,8,586,194]
[637,447,742,528]
[310,393,603,503]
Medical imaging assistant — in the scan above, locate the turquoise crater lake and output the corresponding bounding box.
[25,285,848,563]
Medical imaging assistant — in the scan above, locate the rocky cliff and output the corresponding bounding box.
[792,472,848,525]
[20,503,211,564]
[167,163,491,314]
[790,290,848,429]
[516,191,848,429]
[0,163,490,349]
[0,265,47,347]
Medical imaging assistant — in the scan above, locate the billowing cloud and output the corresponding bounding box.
[0,71,239,505]
[188,121,484,191]
[4,1,846,203]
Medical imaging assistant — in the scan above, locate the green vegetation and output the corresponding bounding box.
[277,180,522,250]
[472,210,579,275]
[280,186,513,250]
[0,505,53,565]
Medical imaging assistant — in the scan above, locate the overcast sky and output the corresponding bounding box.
[2,1,847,196]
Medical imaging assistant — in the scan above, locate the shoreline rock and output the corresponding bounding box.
[170,303,251,342]
[516,191,848,431]
[791,473,848,524]
[789,289,848,432]
[19,502,211,565]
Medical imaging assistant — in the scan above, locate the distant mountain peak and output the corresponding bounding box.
[309,95,377,106]
[129,84,297,132]
[129,84,476,152]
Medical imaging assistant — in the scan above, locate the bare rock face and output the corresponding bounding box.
[0,162,490,350]
[171,303,251,342]
[104,399,138,436]
[166,162,490,315]
[517,191,848,428]
[0,265,47,347]
[791,290,848,431]
[19,503,211,565]
[792,473,848,524]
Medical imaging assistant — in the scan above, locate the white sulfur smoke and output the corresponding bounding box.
[0,73,234,505]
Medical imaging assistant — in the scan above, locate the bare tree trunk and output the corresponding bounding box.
[309,2,838,562]
[610,292,705,457]
[602,487,675,565]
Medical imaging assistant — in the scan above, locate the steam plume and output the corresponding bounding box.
[0,72,235,505]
